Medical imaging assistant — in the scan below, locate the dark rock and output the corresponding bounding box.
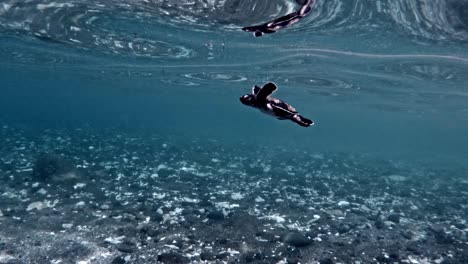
[216,252,230,260]
[46,239,91,263]
[207,210,224,221]
[117,241,136,253]
[376,254,391,263]
[111,256,126,264]
[32,153,76,181]
[454,223,466,230]
[245,165,264,176]
[244,251,264,262]
[401,231,414,240]
[319,257,334,264]
[198,199,213,207]
[440,259,460,264]
[406,242,422,255]
[157,252,189,264]
[375,220,385,229]
[338,224,351,234]
[115,226,138,237]
[388,252,400,261]
[157,168,174,178]
[434,230,455,244]
[200,251,215,261]
[287,256,300,264]
[283,232,312,247]
[333,241,346,247]
[387,214,400,224]
[137,224,160,237]
[150,212,164,222]
[218,238,228,245]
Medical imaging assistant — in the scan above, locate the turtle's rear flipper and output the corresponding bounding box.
[292,114,314,127]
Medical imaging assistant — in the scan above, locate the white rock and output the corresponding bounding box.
[388,175,407,182]
[261,214,285,223]
[0,253,16,262]
[104,236,125,245]
[75,201,86,207]
[307,214,321,224]
[73,183,86,189]
[255,197,265,203]
[182,197,198,203]
[338,201,350,206]
[27,201,47,211]
[157,164,167,171]
[0,210,3,217]
[231,193,244,200]
[100,204,110,210]
[37,188,47,195]
[62,223,73,229]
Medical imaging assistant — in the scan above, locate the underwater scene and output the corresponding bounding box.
[0,0,467,263]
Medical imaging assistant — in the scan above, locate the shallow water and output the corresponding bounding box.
[0,1,467,263]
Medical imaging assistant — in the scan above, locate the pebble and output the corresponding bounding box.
[75,201,86,207]
[37,188,47,195]
[283,232,312,247]
[338,201,350,206]
[117,241,136,253]
[338,224,351,234]
[255,197,265,203]
[388,175,407,182]
[387,214,400,223]
[200,251,216,261]
[0,210,3,217]
[320,257,334,264]
[111,256,126,264]
[157,252,188,263]
[26,201,47,211]
[287,257,300,264]
[231,193,244,200]
[375,220,385,229]
[62,223,73,229]
[104,236,125,245]
[326,209,344,217]
[207,210,224,221]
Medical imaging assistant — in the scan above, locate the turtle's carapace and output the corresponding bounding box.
[240,82,314,127]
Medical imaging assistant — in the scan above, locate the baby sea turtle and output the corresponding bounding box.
[242,0,315,37]
[240,82,314,127]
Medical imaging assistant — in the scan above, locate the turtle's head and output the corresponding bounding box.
[240,94,256,107]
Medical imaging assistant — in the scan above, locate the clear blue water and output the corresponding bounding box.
[1,0,467,165]
[0,1,467,263]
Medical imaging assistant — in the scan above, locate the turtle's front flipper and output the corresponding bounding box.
[252,85,261,95]
[292,114,314,127]
[256,82,278,102]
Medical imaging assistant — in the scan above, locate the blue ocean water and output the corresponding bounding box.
[0,1,467,263]
[1,0,467,164]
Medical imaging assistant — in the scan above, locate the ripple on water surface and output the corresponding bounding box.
[1,0,467,61]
